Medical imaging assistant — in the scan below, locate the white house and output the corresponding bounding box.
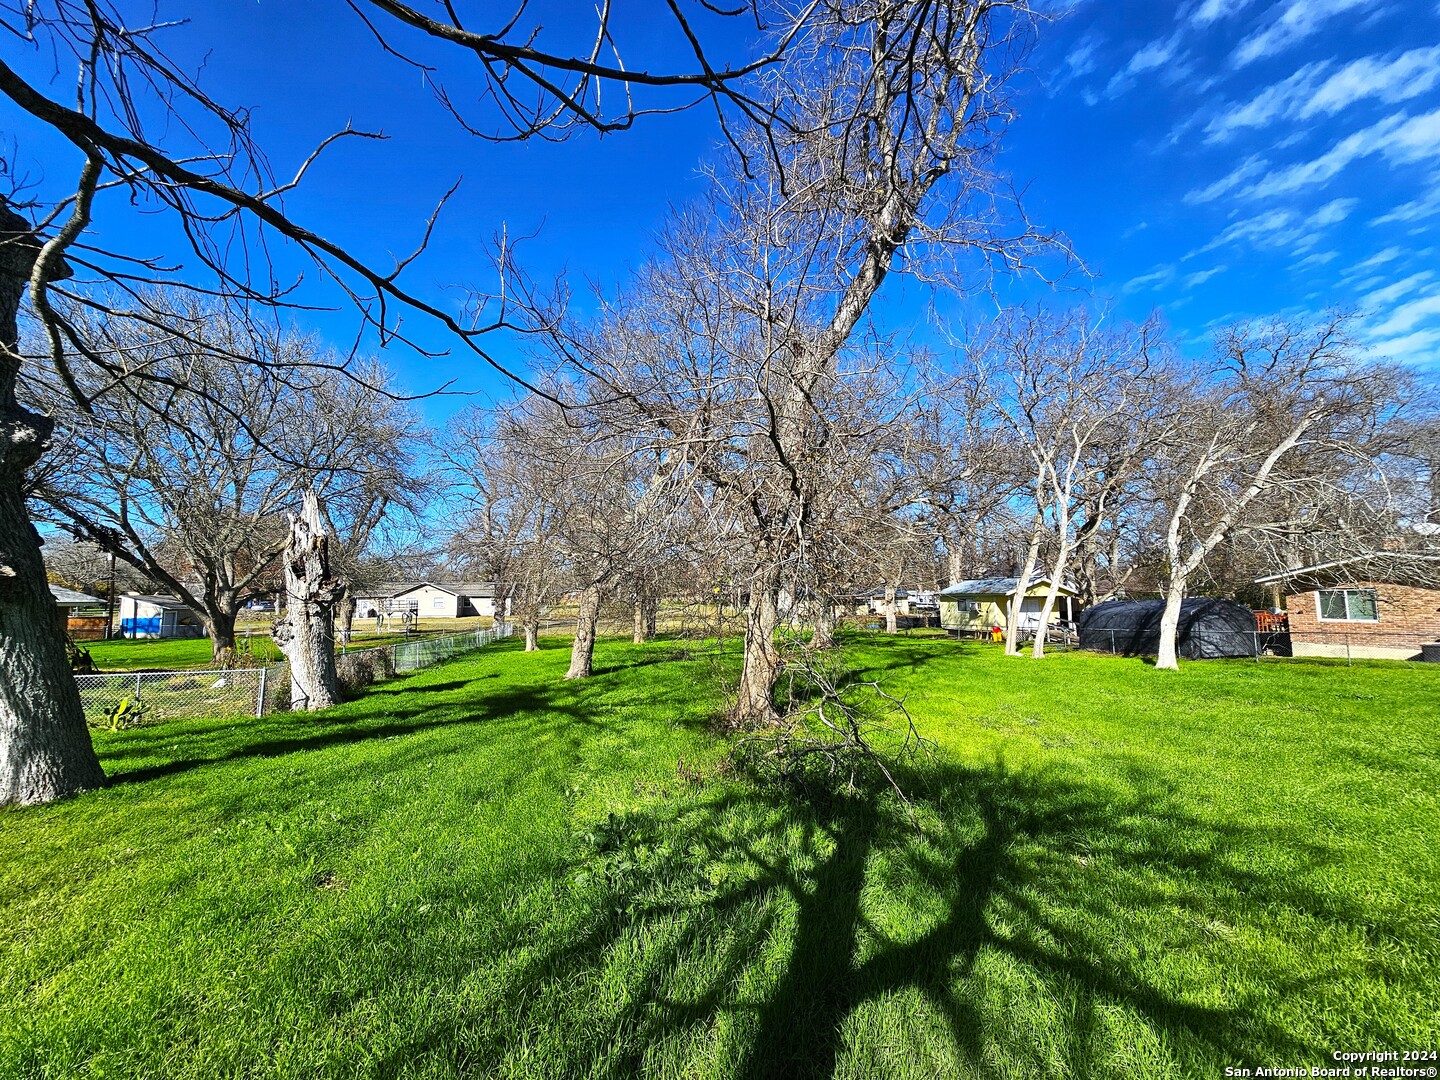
[353,581,512,620]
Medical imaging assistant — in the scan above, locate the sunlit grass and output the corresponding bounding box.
[2,635,1437,1078]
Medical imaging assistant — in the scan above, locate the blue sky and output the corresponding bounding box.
[1014,0,1440,368]
[5,1,1439,420]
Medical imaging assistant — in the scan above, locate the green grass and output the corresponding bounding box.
[2,636,1437,1078]
[83,636,282,670]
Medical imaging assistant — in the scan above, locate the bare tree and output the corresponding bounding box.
[27,298,421,663]
[441,403,565,653]
[504,0,1063,724]
[1152,315,1402,670]
[0,0,809,805]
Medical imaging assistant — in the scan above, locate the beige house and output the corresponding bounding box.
[938,577,1079,638]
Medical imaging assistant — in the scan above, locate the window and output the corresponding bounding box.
[1317,588,1378,622]
[433,597,445,610]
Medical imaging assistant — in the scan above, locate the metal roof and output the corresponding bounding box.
[121,593,193,609]
[938,577,1075,597]
[49,584,103,607]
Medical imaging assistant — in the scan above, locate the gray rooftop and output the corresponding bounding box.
[939,577,1074,597]
[49,584,103,607]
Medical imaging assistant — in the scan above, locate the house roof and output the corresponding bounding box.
[49,584,102,607]
[938,577,1076,597]
[382,581,502,599]
[121,593,193,609]
[1255,553,1440,590]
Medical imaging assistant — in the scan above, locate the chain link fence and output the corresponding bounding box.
[76,668,273,727]
[77,622,518,727]
[390,623,513,672]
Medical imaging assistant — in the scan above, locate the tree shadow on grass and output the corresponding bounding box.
[362,755,1382,1079]
[104,679,592,786]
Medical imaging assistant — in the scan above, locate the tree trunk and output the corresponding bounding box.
[884,584,899,635]
[1154,580,1186,672]
[205,606,238,667]
[566,584,601,679]
[732,569,781,727]
[632,599,647,644]
[810,598,837,650]
[0,205,106,805]
[271,489,342,710]
[1005,514,1045,657]
[644,597,658,638]
[524,618,539,652]
[945,546,964,587]
[336,588,356,646]
[1030,544,1072,660]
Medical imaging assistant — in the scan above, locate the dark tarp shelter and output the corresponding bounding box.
[1078,598,1261,659]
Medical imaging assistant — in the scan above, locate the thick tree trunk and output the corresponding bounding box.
[632,599,647,644]
[1154,581,1186,671]
[565,584,601,679]
[524,619,539,652]
[271,489,342,710]
[205,606,237,666]
[732,570,781,727]
[884,583,899,635]
[0,206,105,805]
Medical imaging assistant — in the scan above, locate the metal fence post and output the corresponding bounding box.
[256,666,268,718]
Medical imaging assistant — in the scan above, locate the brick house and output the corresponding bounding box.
[1255,555,1440,661]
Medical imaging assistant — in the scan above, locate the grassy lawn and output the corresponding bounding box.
[2,636,1437,1078]
[83,623,503,672]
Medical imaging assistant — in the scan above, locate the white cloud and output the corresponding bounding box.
[1303,47,1440,117]
[1295,251,1340,267]
[1244,108,1440,199]
[1202,48,1440,143]
[1311,197,1358,226]
[1191,200,1359,257]
[1364,326,1440,365]
[1366,289,1440,337]
[1350,246,1405,271]
[1106,33,1184,96]
[1184,266,1227,287]
[1232,0,1371,67]
[1371,180,1440,225]
[1189,0,1256,25]
[1360,270,1435,308]
[1121,265,1177,293]
[1185,154,1268,204]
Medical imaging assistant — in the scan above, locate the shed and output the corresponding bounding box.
[938,577,1078,638]
[49,584,107,640]
[1078,598,1259,659]
[117,594,205,639]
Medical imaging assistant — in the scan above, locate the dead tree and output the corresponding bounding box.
[272,489,343,711]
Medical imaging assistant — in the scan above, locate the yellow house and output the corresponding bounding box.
[938,577,1079,638]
